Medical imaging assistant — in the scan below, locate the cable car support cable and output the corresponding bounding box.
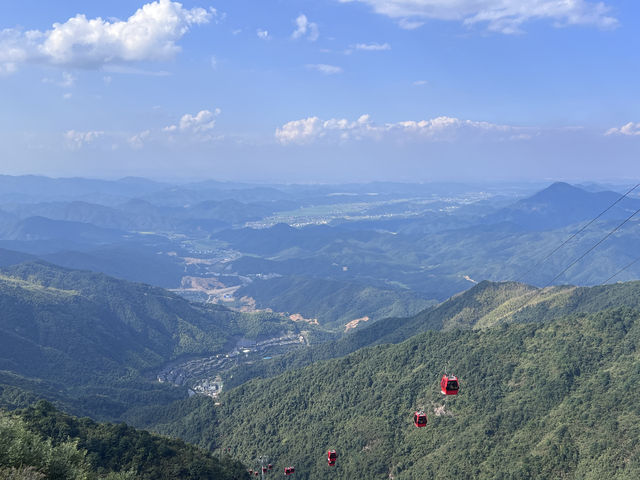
[603,256,640,285]
[509,183,639,284]
[504,203,640,317]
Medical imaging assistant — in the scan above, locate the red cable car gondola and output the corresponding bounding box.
[284,466,294,476]
[262,467,267,473]
[440,374,459,395]
[268,464,273,470]
[413,410,428,427]
[328,449,337,466]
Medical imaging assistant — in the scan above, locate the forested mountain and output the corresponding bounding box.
[0,401,247,479]
[235,275,433,329]
[2,250,640,478]
[222,280,640,389]
[0,261,317,419]
[169,306,640,479]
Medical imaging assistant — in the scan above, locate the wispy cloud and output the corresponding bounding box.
[0,0,213,72]
[128,130,151,149]
[338,0,617,34]
[412,80,428,86]
[64,130,104,150]
[353,42,391,51]
[43,71,76,87]
[605,122,640,137]
[306,64,343,75]
[292,14,319,41]
[257,29,270,40]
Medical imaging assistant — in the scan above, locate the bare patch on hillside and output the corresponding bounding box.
[345,316,370,332]
[289,313,319,325]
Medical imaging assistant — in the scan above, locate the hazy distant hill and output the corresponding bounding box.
[0,175,168,204]
[0,216,126,244]
[0,247,35,267]
[41,245,186,288]
[487,182,640,230]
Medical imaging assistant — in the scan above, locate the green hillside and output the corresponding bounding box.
[0,261,317,419]
[236,275,434,329]
[222,280,640,389]
[196,306,640,479]
[0,401,247,479]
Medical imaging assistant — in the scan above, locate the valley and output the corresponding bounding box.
[1,176,640,479]
[157,332,309,397]
[2,2,636,476]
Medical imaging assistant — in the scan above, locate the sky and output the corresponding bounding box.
[0,0,638,183]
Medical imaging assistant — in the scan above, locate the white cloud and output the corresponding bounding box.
[0,0,213,72]
[63,92,72,100]
[129,130,151,149]
[276,114,531,145]
[412,79,428,86]
[306,63,343,75]
[163,109,221,139]
[353,42,391,51]
[257,29,270,40]
[338,0,617,33]
[43,71,76,87]
[210,55,218,69]
[64,130,104,150]
[292,14,319,41]
[605,122,640,137]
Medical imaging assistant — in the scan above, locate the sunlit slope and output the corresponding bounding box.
[213,307,640,479]
[223,280,640,389]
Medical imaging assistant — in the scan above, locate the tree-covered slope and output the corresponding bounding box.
[1,401,248,479]
[0,261,314,419]
[205,306,640,479]
[236,275,433,329]
[222,280,640,390]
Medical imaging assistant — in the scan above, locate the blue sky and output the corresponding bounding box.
[0,0,638,183]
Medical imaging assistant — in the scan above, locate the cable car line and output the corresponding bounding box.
[509,183,639,284]
[514,203,640,314]
[603,256,640,284]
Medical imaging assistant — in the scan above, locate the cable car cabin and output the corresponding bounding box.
[254,472,259,477]
[328,450,337,463]
[414,411,428,427]
[440,374,459,395]
[284,467,291,476]
[268,464,273,470]
[262,467,267,473]
[290,467,295,474]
